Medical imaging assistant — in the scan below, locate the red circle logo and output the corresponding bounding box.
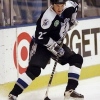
[13,32,31,74]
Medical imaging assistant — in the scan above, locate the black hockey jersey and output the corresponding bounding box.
[33,6,70,47]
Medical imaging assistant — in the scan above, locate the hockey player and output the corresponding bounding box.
[8,0,84,100]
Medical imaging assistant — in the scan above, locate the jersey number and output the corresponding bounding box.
[38,32,47,39]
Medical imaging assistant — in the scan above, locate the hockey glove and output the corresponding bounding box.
[47,42,64,57]
[69,20,78,30]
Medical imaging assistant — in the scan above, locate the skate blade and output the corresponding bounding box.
[64,97,84,100]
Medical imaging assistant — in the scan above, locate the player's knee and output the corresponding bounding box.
[68,54,83,68]
[26,65,41,80]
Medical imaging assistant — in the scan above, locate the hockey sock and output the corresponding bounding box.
[65,79,78,91]
[9,73,35,96]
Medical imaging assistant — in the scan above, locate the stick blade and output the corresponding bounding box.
[44,96,51,100]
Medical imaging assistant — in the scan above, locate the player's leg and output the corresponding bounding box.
[64,54,84,100]
[8,41,51,100]
[8,65,41,100]
[56,44,84,100]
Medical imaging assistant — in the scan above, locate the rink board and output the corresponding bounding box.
[0,64,100,96]
[0,18,100,95]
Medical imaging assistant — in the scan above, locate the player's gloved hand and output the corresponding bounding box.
[47,42,64,57]
[56,45,64,57]
[69,20,78,30]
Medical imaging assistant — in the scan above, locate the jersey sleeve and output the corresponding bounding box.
[63,0,78,19]
[63,7,75,19]
[35,21,55,47]
[62,1,79,28]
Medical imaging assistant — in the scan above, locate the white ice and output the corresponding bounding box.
[1,76,100,100]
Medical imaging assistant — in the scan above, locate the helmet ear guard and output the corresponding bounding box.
[50,0,67,4]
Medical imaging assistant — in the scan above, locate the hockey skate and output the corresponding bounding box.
[64,89,84,100]
[8,94,17,100]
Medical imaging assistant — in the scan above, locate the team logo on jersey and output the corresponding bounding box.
[54,20,59,27]
[42,19,49,26]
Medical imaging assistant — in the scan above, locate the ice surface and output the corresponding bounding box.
[1,76,100,100]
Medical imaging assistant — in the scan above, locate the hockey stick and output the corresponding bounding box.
[44,39,64,100]
[44,56,59,100]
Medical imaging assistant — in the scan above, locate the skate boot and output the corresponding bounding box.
[64,89,84,100]
[8,94,17,100]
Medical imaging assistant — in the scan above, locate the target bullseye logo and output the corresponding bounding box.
[13,32,31,74]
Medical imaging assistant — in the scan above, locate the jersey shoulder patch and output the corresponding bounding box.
[41,6,57,29]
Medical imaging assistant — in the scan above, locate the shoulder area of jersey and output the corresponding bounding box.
[65,0,78,8]
[41,6,57,29]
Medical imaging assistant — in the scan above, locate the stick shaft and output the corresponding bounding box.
[45,57,58,97]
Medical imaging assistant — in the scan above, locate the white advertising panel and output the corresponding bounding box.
[0,18,100,84]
